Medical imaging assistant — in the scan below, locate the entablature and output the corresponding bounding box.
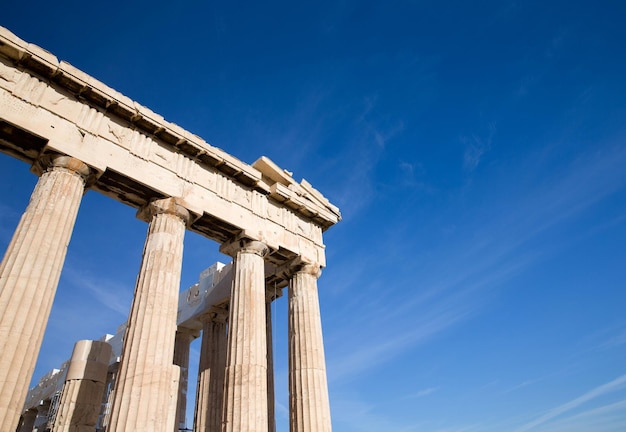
[0,26,341,266]
[0,26,340,233]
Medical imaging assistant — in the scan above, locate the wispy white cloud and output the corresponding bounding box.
[259,86,333,169]
[275,401,289,419]
[402,387,439,400]
[421,142,626,301]
[513,374,626,432]
[529,398,626,432]
[332,397,427,432]
[502,368,566,394]
[324,95,405,218]
[598,329,626,350]
[327,292,473,382]
[416,389,626,432]
[395,160,435,191]
[324,138,626,431]
[62,266,133,317]
[368,119,404,149]
[462,123,495,172]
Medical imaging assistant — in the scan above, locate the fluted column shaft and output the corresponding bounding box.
[174,329,197,431]
[51,340,112,432]
[108,198,189,432]
[221,239,269,432]
[194,311,227,432]
[0,155,91,431]
[288,264,332,432]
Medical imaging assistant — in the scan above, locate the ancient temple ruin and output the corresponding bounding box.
[0,25,340,432]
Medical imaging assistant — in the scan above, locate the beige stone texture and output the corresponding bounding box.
[220,239,270,432]
[50,340,112,432]
[0,26,341,432]
[288,264,332,432]
[107,198,188,432]
[194,310,227,432]
[0,26,341,271]
[0,155,90,431]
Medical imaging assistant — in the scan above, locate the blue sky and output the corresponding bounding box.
[2,1,626,431]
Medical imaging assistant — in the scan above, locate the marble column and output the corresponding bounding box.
[50,340,112,431]
[220,238,269,432]
[173,328,198,431]
[17,409,37,432]
[108,197,189,432]
[194,309,227,432]
[0,155,91,431]
[266,288,282,432]
[288,263,332,432]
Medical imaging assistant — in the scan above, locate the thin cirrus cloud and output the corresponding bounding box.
[321,137,626,430]
[326,291,474,383]
[513,374,626,432]
[461,122,496,173]
[62,265,133,317]
[402,387,439,400]
[528,399,626,432]
[441,140,626,275]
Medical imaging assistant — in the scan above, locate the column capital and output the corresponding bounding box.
[280,258,322,279]
[220,235,269,258]
[198,306,229,324]
[211,306,230,323]
[175,327,200,341]
[137,197,190,224]
[32,153,93,184]
[294,262,322,278]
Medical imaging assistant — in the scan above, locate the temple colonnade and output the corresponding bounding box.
[2,158,333,432]
[0,25,339,432]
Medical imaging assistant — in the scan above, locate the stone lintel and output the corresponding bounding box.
[0,93,327,268]
[0,25,340,230]
[0,27,259,191]
[266,286,284,302]
[0,25,338,271]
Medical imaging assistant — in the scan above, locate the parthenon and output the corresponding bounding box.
[0,25,340,432]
